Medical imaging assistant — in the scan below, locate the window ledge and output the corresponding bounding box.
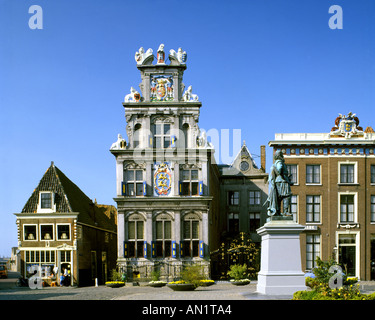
[338,183,359,186]
[305,183,322,186]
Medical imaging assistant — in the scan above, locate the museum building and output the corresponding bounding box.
[269,113,375,280]
[110,45,268,280]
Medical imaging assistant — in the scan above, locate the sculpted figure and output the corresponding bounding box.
[265,150,293,216]
[169,47,187,64]
[110,134,126,150]
[124,87,140,102]
[182,86,199,102]
[135,47,153,65]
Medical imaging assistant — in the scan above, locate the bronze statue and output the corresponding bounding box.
[265,150,293,216]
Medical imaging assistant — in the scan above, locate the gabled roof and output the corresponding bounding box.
[219,141,265,177]
[21,162,116,232]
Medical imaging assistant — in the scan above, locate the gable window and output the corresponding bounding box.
[155,220,172,258]
[249,191,261,205]
[340,163,356,184]
[306,195,321,223]
[41,193,52,209]
[125,169,144,196]
[37,192,56,213]
[181,169,199,196]
[228,191,239,206]
[306,165,320,184]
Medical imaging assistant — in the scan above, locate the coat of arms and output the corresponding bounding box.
[154,162,172,196]
[330,112,364,139]
[150,75,174,101]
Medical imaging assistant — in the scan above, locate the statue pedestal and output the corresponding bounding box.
[256,216,307,295]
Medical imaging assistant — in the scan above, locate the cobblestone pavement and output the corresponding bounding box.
[1,272,374,301]
[0,281,292,300]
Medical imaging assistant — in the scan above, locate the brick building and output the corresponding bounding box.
[269,113,375,280]
[14,162,117,286]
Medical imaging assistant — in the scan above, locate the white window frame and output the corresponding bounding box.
[338,192,358,224]
[287,164,299,185]
[23,224,38,241]
[338,161,358,184]
[40,223,55,241]
[306,165,321,185]
[37,191,56,213]
[306,195,321,224]
[56,223,71,241]
[335,231,360,279]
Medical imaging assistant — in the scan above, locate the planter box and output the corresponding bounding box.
[230,280,250,286]
[148,282,167,288]
[106,282,125,288]
[167,283,196,291]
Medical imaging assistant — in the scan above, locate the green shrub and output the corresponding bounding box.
[227,264,248,281]
[150,269,160,282]
[110,269,123,281]
[180,265,206,288]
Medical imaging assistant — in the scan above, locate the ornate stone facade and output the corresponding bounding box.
[110,45,215,280]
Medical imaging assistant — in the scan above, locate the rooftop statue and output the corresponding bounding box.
[157,44,165,64]
[182,85,199,102]
[124,87,141,102]
[135,47,153,65]
[265,150,293,217]
[169,47,187,64]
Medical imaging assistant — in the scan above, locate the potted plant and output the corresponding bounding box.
[227,264,250,286]
[167,265,205,291]
[105,269,125,288]
[148,270,167,287]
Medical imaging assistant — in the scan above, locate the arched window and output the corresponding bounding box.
[133,123,142,148]
[182,123,189,148]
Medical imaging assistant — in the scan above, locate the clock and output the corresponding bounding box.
[240,161,249,171]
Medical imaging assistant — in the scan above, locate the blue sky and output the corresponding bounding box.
[0,0,374,256]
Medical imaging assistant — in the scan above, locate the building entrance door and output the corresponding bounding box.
[371,238,375,280]
[338,234,356,277]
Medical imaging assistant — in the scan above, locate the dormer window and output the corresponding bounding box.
[41,193,52,209]
[37,192,56,213]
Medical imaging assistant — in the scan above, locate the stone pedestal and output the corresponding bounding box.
[256,217,307,295]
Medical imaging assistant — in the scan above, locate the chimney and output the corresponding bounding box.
[260,145,266,172]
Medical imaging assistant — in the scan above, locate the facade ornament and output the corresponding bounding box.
[110,134,126,150]
[196,129,212,148]
[124,87,141,102]
[169,47,187,64]
[330,112,364,139]
[182,85,199,102]
[157,44,165,64]
[135,47,153,65]
[150,75,174,101]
